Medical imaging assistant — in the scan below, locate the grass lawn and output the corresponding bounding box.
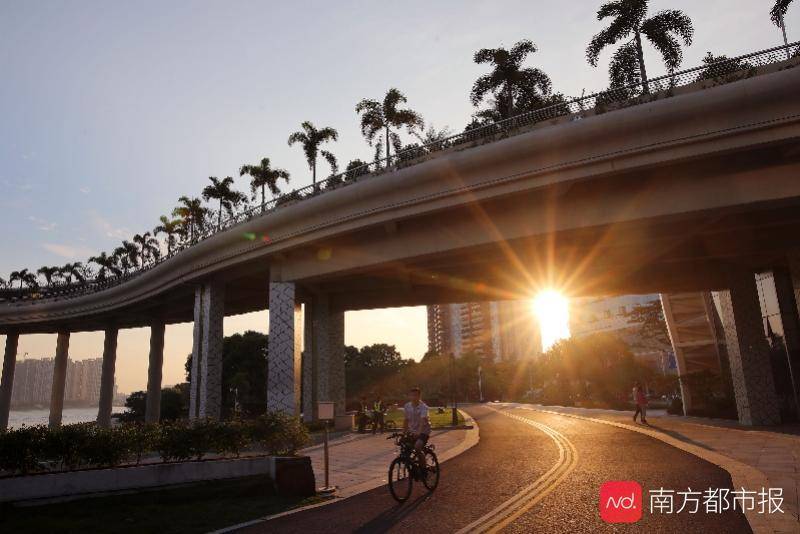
[0,476,327,534]
[383,406,465,429]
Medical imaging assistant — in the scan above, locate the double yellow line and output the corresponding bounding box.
[457,407,579,533]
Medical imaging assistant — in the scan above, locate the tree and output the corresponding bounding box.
[120,387,185,422]
[586,0,694,94]
[344,159,370,181]
[172,196,208,242]
[0,276,5,289]
[154,215,183,255]
[413,124,452,147]
[471,39,552,119]
[696,52,753,81]
[133,232,160,265]
[771,0,794,46]
[9,269,36,289]
[239,157,291,213]
[113,240,140,271]
[356,88,424,163]
[89,251,122,280]
[287,121,338,190]
[628,300,670,350]
[59,262,88,284]
[37,266,60,285]
[202,176,246,229]
[185,330,269,418]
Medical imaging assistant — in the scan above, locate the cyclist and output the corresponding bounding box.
[402,386,431,472]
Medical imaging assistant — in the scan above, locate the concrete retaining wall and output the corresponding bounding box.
[0,455,315,503]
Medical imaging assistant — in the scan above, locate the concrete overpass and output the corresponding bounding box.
[1,49,800,429]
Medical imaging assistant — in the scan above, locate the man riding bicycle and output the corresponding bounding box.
[402,386,431,470]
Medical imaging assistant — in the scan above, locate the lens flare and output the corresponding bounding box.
[532,289,570,352]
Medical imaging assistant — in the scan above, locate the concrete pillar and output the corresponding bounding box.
[49,331,70,428]
[96,326,118,428]
[267,282,303,415]
[775,264,800,416]
[716,270,781,425]
[302,303,317,423]
[313,295,347,429]
[302,295,347,428]
[0,331,20,430]
[145,320,165,424]
[189,282,225,420]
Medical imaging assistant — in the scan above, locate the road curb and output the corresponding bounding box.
[522,405,794,534]
[211,409,480,533]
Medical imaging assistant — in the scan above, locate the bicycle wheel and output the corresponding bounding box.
[422,449,440,491]
[388,457,413,502]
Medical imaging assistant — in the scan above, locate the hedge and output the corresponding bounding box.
[0,412,308,476]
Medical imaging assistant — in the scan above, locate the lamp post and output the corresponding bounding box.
[449,353,458,427]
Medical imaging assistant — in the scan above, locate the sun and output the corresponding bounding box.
[531,289,571,352]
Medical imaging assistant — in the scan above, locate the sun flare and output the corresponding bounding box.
[531,289,571,352]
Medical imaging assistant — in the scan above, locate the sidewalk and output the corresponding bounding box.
[299,416,479,499]
[520,403,800,533]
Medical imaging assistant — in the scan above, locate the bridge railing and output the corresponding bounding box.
[2,41,798,304]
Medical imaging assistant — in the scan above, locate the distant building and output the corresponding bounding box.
[427,300,541,361]
[570,294,674,373]
[11,357,108,407]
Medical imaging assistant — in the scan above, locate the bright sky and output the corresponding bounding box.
[1,1,796,393]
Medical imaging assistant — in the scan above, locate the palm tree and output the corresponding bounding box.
[60,262,88,284]
[471,40,552,120]
[355,88,424,163]
[154,215,183,255]
[587,0,694,94]
[89,252,121,280]
[287,121,338,190]
[133,232,160,264]
[10,269,30,289]
[202,176,246,229]
[772,0,794,51]
[10,269,37,289]
[239,158,291,212]
[173,196,208,242]
[113,240,140,272]
[37,266,60,285]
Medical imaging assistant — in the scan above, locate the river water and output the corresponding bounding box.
[7,407,127,428]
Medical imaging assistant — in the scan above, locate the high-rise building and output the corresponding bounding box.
[10,356,107,407]
[427,300,541,361]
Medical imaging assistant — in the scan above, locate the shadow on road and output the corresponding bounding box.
[353,492,434,533]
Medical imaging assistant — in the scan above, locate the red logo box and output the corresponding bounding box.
[600,481,643,523]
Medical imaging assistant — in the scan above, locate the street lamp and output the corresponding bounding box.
[449,353,458,426]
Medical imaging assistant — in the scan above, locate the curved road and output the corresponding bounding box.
[247,405,750,533]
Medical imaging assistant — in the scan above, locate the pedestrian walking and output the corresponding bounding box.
[633,381,648,424]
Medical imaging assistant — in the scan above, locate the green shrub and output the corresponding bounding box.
[42,423,93,470]
[249,412,309,456]
[211,420,249,458]
[1,412,308,476]
[156,421,195,462]
[0,425,48,474]
[82,426,131,468]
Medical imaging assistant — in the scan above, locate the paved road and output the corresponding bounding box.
[247,404,751,533]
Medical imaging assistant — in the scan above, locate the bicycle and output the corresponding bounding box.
[386,432,440,502]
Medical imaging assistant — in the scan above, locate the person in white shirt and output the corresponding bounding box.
[403,387,431,465]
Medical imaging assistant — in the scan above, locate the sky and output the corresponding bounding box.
[1,0,797,394]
